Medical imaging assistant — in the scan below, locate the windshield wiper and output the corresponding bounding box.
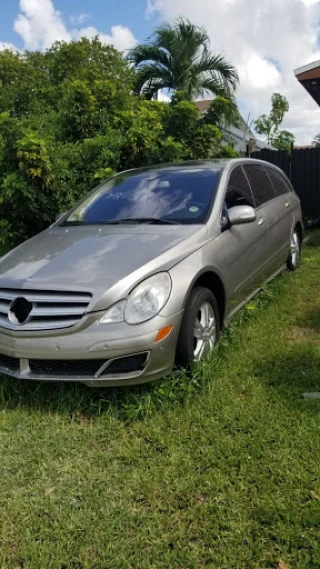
[105,217,181,225]
[62,218,180,226]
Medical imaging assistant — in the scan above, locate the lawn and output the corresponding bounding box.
[0,232,320,569]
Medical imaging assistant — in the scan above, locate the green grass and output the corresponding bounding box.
[0,232,320,569]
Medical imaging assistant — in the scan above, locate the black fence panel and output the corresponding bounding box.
[252,149,291,179]
[249,148,320,218]
[291,148,320,219]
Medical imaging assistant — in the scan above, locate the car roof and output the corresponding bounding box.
[117,160,231,177]
[116,158,282,177]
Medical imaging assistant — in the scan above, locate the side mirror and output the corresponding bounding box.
[228,205,257,226]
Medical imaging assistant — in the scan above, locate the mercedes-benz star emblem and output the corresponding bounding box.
[8,297,33,325]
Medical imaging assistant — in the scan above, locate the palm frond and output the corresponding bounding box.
[195,54,239,90]
[312,133,320,147]
[191,77,227,99]
[128,44,170,69]
[135,63,172,95]
[141,78,170,99]
[175,18,210,49]
[127,17,239,100]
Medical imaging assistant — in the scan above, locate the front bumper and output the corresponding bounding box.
[0,311,183,387]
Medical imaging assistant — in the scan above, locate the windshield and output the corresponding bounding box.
[64,167,221,226]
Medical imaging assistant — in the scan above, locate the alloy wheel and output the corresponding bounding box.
[193,301,217,361]
[290,231,300,268]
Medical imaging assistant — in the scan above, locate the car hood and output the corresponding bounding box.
[0,224,208,307]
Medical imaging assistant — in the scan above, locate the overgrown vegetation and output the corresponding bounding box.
[0,37,238,248]
[0,232,319,569]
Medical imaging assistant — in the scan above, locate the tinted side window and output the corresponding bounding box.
[225,166,255,209]
[267,168,292,197]
[243,164,276,207]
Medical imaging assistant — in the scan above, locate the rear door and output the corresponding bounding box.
[263,166,294,269]
[243,163,278,280]
[220,165,271,313]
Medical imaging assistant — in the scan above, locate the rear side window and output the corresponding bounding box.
[225,166,255,209]
[267,168,292,197]
[243,164,276,208]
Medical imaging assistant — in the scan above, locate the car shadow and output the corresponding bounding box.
[295,308,320,335]
[252,348,320,409]
[0,364,202,423]
[0,373,164,421]
[306,228,320,248]
[1,344,320,421]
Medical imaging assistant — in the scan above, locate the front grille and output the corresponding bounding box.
[29,359,106,377]
[0,354,20,373]
[0,289,92,331]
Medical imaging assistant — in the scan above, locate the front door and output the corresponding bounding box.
[220,165,270,315]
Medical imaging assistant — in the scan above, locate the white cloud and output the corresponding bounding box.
[72,25,136,52]
[12,0,136,52]
[69,13,90,26]
[145,0,163,18]
[146,0,163,16]
[14,0,70,50]
[239,54,281,90]
[148,0,320,144]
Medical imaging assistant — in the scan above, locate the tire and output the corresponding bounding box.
[176,287,220,368]
[287,228,301,271]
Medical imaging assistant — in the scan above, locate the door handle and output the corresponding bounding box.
[258,218,265,226]
[285,201,291,208]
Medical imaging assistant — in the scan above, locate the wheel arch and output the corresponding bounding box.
[183,269,226,330]
[295,221,303,244]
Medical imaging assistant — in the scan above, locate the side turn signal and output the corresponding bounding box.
[155,325,173,342]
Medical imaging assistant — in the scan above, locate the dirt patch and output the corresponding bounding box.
[287,326,320,345]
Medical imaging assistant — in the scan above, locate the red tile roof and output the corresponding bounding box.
[194,100,213,112]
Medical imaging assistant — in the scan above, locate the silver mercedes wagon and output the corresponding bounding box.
[0,159,302,386]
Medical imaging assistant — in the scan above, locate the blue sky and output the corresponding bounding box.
[0,0,157,50]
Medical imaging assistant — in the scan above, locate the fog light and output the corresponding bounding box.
[155,325,173,342]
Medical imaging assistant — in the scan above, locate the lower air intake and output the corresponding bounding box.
[102,353,149,375]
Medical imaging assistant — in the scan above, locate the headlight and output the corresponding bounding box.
[99,273,171,325]
[125,272,171,324]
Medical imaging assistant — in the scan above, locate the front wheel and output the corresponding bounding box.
[175,287,220,368]
[287,228,301,271]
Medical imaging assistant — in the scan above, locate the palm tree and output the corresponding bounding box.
[312,134,320,147]
[128,19,239,100]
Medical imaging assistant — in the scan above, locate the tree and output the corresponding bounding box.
[0,37,239,249]
[164,94,223,160]
[0,39,135,246]
[128,18,238,100]
[273,130,295,151]
[312,134,320,147]
[203,96,240,129]
[255,93,295,150]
